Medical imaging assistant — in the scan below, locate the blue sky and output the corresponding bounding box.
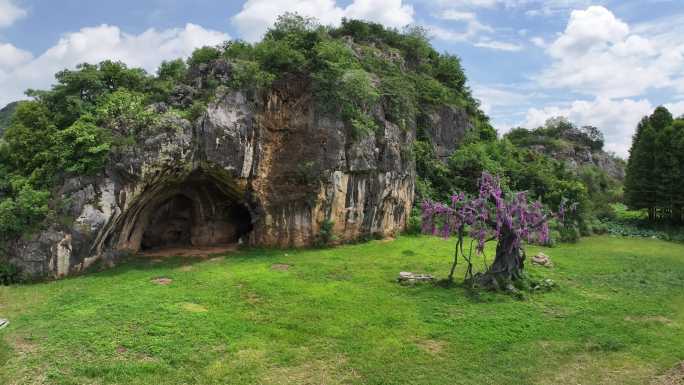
[1,0,683,156]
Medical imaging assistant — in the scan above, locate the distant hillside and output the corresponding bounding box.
[0,101,20,137]
[505,117,625,180]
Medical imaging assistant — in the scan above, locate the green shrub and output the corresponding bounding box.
[229,60,275,90]
[559,223,581,243]
[0,181,50,240]
[255,39,307,74]
[405,207,422,235]
[0,261,21,285]
[315,219,337,247]
[187,46,221,67]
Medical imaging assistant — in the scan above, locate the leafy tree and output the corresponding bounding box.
[187,46,221,67]
[421,172,568,289]
[625,106,684,223]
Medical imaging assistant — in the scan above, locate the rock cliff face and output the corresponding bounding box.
[423,106,473,161]
[528,144,625,180]
[8,77,430,279]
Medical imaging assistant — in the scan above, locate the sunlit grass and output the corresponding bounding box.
[1,235,683,384]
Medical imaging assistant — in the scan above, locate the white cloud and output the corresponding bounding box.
[522,98,654,157]
[547,6,628,57]
[473,85,530,115]
[431,7,524,52]
[426,0,593,15]
[530,36,545,47]
[0,0,26,28]
[434,9,493,36]
[537,6,684,98]
[0,23,229,107]
[474,38,522,52]
[0,43,32,70]
[231,0,414,42]
[665,101,684,118]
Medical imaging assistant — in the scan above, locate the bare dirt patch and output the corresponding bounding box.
[262,355,360,385]
[651,362,684,385]
[625,315,674,325]
[416,339,447,355]
[181,302,208,313]
[141,244,238,258]
[11,336,39,355]
[151,277,173,285]
[537,353,654,385]
[271,263,291,271]
[242,291,262,305]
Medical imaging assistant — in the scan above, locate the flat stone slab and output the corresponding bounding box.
[398,272,434,285]
[271,264,291,271]
[531,252,554,267]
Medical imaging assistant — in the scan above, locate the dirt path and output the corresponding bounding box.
[140,244,238,258]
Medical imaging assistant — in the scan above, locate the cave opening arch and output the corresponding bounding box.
[116,167,254,253]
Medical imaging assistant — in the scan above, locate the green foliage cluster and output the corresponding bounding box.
[506,117,605,151]
[414,128,622,242]
[314,219,337,247]
[600,204,684,242]
[0,60,161,241]
[212,14,489,139]
[0,260,21,285]
[625,106,684,223]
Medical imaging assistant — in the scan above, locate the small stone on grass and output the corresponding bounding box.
[0,318,9,329]
[398,272,434,285]
[531,252,554,267]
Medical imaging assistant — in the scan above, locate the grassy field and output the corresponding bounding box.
[1,235,683,385]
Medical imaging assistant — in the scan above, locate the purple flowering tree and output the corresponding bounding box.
[421,172,568,289]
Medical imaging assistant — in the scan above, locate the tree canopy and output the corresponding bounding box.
[625,106,684,223]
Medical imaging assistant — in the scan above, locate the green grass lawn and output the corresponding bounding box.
[1,235,684,385]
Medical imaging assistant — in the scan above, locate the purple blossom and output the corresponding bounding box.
[421,172,561,253]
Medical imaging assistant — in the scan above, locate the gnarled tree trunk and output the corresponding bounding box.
[474,228,525,289]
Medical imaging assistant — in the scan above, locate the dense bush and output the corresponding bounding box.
[0,261,21,285]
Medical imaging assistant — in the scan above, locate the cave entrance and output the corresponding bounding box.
[132,170,253,253]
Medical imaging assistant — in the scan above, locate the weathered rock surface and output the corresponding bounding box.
[6,74,469,280]
[397,271,435,285]
[424,105,473,161]
[529,142,625,180]
[531,252,553,268]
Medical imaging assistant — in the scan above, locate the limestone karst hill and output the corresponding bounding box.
[0,17,487,279]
